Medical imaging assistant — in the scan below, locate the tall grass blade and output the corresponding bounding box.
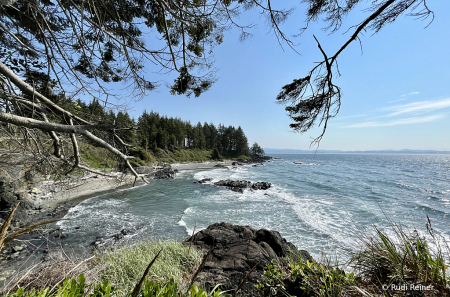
[131,249,162,297]
[188,222,197,255]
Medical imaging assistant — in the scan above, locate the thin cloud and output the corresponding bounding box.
[388,99,406,103]
[401,91,419,97]
[341,114,443,128]
[386,98,450,116]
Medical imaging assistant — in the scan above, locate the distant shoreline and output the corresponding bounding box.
[265,150,450,155]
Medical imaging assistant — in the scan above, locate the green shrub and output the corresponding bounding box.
[8,275,231,297]
[129,147,155,163]
[79,143,117,169]
[256,259,358,297]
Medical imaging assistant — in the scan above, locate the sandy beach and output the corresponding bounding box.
[35,160,234,211]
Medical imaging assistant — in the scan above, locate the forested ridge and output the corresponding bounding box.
[70,98,251,166]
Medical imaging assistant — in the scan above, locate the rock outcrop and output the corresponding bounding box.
[184,222,312,296]
[0,157,40,229]
[91,228,135,251]
[213,180,271,192]
[193,178,213,184]
[153,164,177,179]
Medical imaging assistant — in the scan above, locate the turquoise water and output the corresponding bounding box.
[58,154,450,260]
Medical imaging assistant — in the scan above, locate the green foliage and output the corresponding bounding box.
[8,274,114,297]
[136,111,250,157]
[79,143,117,169]
[9,276,231,297]
[211,148,223,160]
[129,147,155,163]
[257,259,357,297]
[350,224,449,291]
[92,240,203,295]
[250,143,265,156]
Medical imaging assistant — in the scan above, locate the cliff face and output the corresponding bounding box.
[0,154,40,229]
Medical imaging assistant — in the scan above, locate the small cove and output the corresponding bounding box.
[56,154,450,261]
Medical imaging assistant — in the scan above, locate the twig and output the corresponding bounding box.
[131,249,162,297]
[233,262,259,297]
[49,255,95,293]
[186,249,212,294]
[188,222,197,255]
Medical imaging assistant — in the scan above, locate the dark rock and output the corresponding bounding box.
[185,222,312,296]
[51,229,69,239]
[214,180,271,192]
[229,187,244,193]
[214,164,227,168]
[120,228,133,236]
[251,182,271,190]
[0,179,35,228]
[249,155,273,163]
[93,229,134,251]
[112,228,134,241]
[194,178,213,184]
[154,165,176,179]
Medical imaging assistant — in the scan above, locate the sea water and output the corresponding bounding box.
[58,154,450,261]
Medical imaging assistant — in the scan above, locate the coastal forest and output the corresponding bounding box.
[73,98,251,166]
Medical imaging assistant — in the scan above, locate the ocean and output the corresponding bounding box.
[58,154,450,261]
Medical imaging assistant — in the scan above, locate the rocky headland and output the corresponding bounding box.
[184,222,312,296]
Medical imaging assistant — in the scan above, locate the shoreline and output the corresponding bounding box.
[33,159,235,220]
[0,159,236,284]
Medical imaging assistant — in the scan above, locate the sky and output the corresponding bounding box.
[110,0,450,151]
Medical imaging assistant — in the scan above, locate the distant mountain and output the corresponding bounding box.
[264,148,450,155]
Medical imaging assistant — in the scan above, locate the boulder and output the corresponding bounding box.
[154,165,176,179]
[251,182,271,190]
[92,228,134,251]
[0,178,35,228]
[213,180,271,192]
[185,222,312,296]
[193,178,213,184]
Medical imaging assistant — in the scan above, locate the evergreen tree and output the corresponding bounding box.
[250,143,265,156]
[235,126,250,156]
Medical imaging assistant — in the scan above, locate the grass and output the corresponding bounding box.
[349,223,449,295]
[257,222,450,297]
[79,142,118,169]
[90,240,203,295]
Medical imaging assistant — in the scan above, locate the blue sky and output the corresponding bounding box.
[119,0,450,151]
